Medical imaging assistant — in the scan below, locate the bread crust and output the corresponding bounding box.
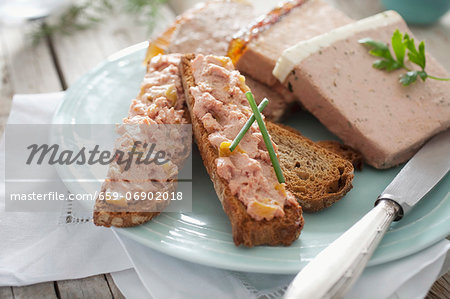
[267,123,354,212]
[180,54,303,247]
[93,209,159,227]
[94,181,176,227]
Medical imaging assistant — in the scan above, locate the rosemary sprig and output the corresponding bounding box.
[359,29,450,86]
[31,3,102,44]
[123,0,168,32]
[230,98,269,152]
[30,0,168,45]
[245,92,285,184]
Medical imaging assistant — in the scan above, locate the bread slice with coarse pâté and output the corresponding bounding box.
[267,124,354,212]
[94,54,190,228]
[180,54,304,247]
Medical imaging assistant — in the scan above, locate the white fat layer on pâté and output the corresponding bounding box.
[272,10,403,82]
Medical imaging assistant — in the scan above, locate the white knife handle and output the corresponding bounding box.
[285,200,400,299]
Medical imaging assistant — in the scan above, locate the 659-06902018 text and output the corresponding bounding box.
[8,191,185,202]
[5,124,193,212]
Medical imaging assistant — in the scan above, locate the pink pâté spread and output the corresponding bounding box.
[103,54,188,205]
[190,54,297,221]
[126,54,187,125]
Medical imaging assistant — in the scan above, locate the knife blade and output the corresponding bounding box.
[378,128,450,217]
[285,129,450,299]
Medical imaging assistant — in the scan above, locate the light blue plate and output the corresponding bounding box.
[52,42,450,274]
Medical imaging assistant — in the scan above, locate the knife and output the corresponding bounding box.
[285,129,450,299]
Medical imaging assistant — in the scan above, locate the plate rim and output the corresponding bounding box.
[51,43,450,274]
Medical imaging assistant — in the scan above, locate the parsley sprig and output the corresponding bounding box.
[359,30,450,86]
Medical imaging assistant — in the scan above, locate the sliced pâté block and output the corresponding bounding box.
[145,0,293,121]
[228,0,352,87]
[273,11,450,169]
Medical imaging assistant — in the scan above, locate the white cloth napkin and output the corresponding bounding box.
[0,93,133,286]
[112,231,450,299]
[0,93,448,299]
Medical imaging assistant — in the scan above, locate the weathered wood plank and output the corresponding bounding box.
[427,272,450,299]
[105,274,125,299]
[0,286,14,299]
[0,26,61,93]
[0,28,14,136]
[0,25,61,135]
[12,282,58,299]
[57,275,113,299]
[50,6,174,86]
[46,28,108,88]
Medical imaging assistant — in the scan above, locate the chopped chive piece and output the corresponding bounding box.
[230,98,269,152]
[245,92,285,184]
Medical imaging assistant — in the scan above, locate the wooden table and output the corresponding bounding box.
[0,0,448,298]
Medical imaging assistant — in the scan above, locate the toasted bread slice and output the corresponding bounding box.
[268,124,354,212]
[317,140,363,171]
[94,54,190,228]
[181,54,304,247]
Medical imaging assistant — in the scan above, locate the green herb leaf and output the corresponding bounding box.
[373,59,401,71]
[359,37,403,72]
[230,98,268,152]
[417,71,428,81]
[409,53,425,69]
[361,30,450,86]
[418,41,426,69]
[391,29,405,65]
[358,38,388,51]
[404,35,426,70]
[403,34,417,55]
[400,71,418,86]
[359,38,394,60]
[245,92,285,184]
